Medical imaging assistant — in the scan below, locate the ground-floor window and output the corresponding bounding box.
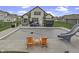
[23,18,28,23]
[30,18,40,26]
[32,18,38,22]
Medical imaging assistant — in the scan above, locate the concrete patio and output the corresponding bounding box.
[0,27,79,53]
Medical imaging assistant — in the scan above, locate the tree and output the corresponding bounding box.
[15,17,21,26]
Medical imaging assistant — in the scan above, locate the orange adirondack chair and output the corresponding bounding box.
[26,36,34,47]
[40,37,48,47]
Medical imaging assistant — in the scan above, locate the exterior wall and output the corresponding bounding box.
[0,12,8,17]
[77,19,79,24]
[23,15,28,18]
[3,17,16,22]
[44,15,53,21]
[22,15,29,26]
[0,16,4,20]
[0,12,8,20]
[65,19,77,25]
[45,15,53,20]
[30,8,45,26]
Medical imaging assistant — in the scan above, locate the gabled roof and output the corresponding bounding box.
[23,6,47,16]
[8,14,17,17]
[45,13,54,17]
[29,6,46,13]
[23,6,54,19]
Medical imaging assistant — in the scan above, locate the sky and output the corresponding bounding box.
[0,6,79,16]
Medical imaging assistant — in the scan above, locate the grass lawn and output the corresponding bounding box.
[0,22,12,31]
[53,21,74,29]
[0,20,74,32]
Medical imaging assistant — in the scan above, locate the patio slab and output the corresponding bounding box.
[0,27,79,53]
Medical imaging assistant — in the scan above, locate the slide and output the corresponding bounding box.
[58,24,79,42]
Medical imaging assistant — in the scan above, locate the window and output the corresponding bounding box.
[34,12,41,15]
[31,18,39,26]
[32,18,38,21]
[24,19,27,23]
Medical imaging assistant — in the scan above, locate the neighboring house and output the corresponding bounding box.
[22,6,54,26]
[0,10,8,21]
[0,10,18,22]
[62,14,79,25]
[3,14,18,22]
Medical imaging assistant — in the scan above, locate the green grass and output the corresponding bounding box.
[0,20,74,32]
[53,21,74,29]
[0,22,11,31]
[0,21,21,32]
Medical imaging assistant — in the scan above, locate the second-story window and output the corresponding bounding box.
[34,12,41,15]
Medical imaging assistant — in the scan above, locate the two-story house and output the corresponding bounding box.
[22,6,54,26]
[0,10,18,22]
[4,14,18,22]
[0,10,8,21]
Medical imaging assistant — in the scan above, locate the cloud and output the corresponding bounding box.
[46,11,55,16]
[75,8,79,10]
[18,10,27,15]
[21,6,30,9]
[8,11,14,14]
[55,6,69,13]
